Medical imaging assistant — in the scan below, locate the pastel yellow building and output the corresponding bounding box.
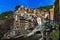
[50,6,54,20]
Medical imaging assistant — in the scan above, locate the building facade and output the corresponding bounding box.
[54,0,60,24]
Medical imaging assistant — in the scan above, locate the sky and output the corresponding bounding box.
[0,0,55,14]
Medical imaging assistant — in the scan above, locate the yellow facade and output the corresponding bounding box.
[50,6,54,20]
[59,0,60,14]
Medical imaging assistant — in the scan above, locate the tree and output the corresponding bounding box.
[37,5,53,11]
[0,11,13,20]
[15,5,21,10]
